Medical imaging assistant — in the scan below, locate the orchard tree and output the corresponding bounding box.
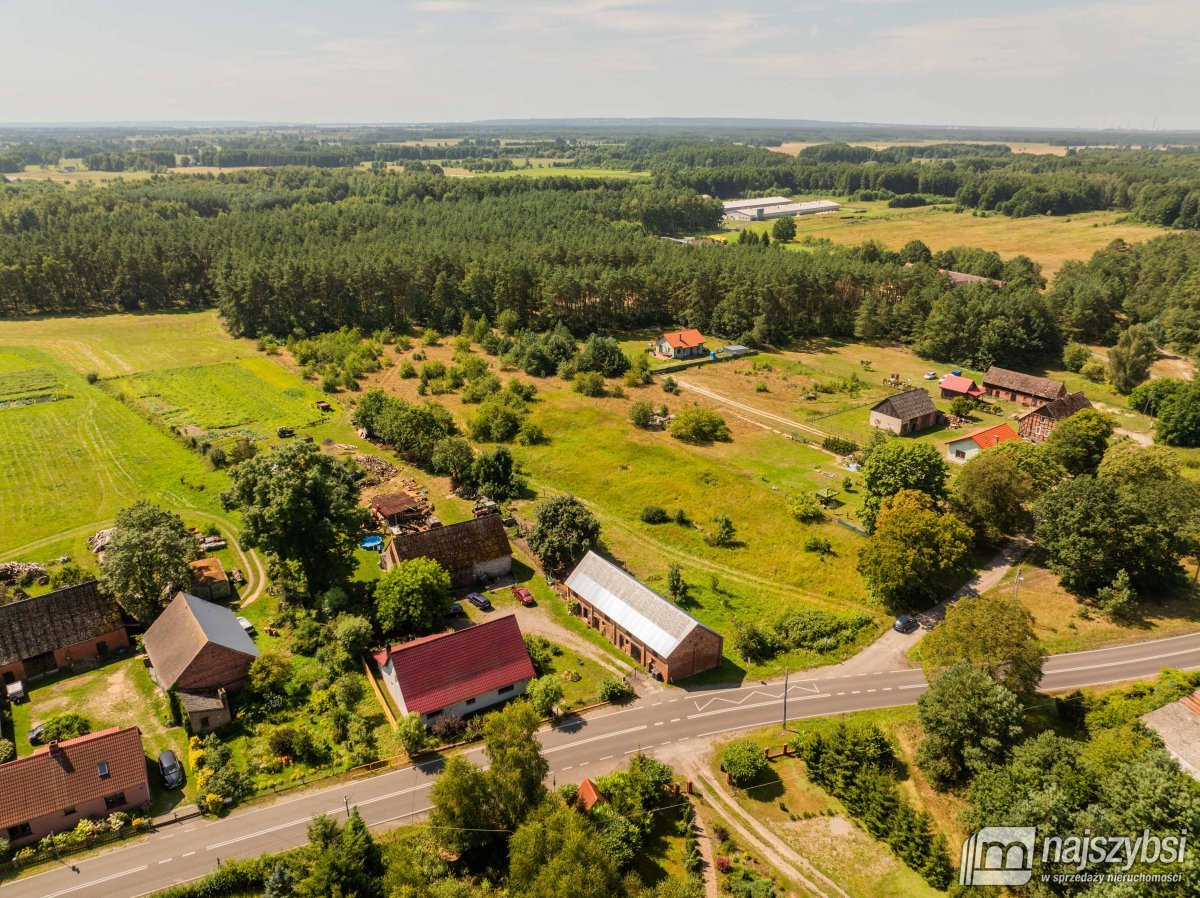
[1106,324,1156,394]
[860,439,948,532]
[668,404,730,444]
[374,557,452,635]
[472,446,524,501]
[917,663,1023,790]
[1044,408,1114,476]
[99,501,196,624]
[221,442,368,594]
[527,495,600,571]
[431,436,476,490]
[920,596,1045,696]
[857,490,972,611]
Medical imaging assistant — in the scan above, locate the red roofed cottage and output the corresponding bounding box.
[0,727,149,847]
[373,615,536,724]
[944,422,1020,462]
[654,329,708,360]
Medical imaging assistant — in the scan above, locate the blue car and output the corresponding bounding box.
[466,593,493,611]
[447,602,466,617]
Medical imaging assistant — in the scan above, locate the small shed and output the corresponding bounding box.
[939,374,985,400]
[372,491,425,528]
[188,557,231,601]
[868,389,944,435]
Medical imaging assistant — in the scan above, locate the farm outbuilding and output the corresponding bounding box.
[563,551,723,682]
[371,491,426,528]
[0,581,128,685]
[868,389,945,435]
[382,515,512,588]
[1018,391,1092,443]
[143,592,259,694]
[982,367,1067,407]
[722,198,841,221]
[939,374,985,400]
[188,557,231,601]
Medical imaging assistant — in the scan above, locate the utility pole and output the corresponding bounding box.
[343,796,350,818]
[1013,563,1024,602]
[781,666,789,731]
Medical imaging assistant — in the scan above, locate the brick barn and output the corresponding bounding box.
[563,551,723,681]
[0,727,150,848]
[982,367,1067,407]
[0,581,128,686]
[382,515,512,589]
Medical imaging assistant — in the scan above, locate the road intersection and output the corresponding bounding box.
[7,630,1200,897]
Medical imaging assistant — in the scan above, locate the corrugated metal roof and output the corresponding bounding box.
[721,196,792,210]
[564,552,711,658]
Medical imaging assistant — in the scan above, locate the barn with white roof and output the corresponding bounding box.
[563,551,724,681]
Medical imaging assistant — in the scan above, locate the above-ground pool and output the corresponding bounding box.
[360,535,384,551]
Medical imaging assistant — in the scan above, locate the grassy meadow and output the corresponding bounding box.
[714,200,1157,277]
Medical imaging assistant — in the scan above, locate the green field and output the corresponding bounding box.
[104,358,333,443]
[715,200,1158,277]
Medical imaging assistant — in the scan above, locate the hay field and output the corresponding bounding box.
[104,357,330,442]
[721,202,1158,277]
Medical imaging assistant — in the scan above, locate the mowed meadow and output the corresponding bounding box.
[717,200,1158,277]
[0,312,352,562]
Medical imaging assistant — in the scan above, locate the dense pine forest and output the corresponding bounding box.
[4,132,1200,369]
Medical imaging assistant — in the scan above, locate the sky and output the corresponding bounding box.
[2,0,1197,130]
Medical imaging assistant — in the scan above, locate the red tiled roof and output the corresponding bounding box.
[578,777,608,810]
[376,615,535,715]
[0,727,147,829]
[660,329,706,350]
[940,374,984,397]
[950,422,1020,450]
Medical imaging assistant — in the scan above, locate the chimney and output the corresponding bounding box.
[49,740,61,754]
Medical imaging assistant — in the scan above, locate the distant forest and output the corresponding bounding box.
[4,132,1200,366]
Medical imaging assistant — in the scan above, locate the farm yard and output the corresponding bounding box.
[713,200,1157,277]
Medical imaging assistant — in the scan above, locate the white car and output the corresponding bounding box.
[236,615,256,635]
[923,371,938,380]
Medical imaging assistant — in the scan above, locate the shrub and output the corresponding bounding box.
[672,507,690,525]
[526,675,565,716]
[85,371,99,384]
[398,359,417,378]
[822,435,859,456]
[629,400,655,428]
[430,713,467,744]
[787,493,824,522]
[517,422,547,446]
[1080,359,1107,383]
[641,505,669,524]
[599,678,636,703]
[661,375,680,394]
[421,328,440,346]
[712,514,736,546]
[949,396,976,418]
[522,633,559,675]
[0,738,14,764]
[572,371,606,397]
[42,713,91,742]
[732,620,781,662]
[803,535,832,554]
[397,713,432,756]
[669,404,730,444]
[1062,341,1092,372]
[755,380,769,393]
[722,739,768,786]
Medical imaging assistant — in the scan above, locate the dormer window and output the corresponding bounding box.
[97,762,110,778]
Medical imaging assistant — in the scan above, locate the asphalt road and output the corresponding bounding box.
[8,630,1200,898]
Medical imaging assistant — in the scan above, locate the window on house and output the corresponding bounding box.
[97,762,110,778]
[426,709,442,719]
[498,685,515,695]
[63,807,76,816]
[464,698,476,706]
[103,792,126,810]
[97,641,108,657]
[7,822,31,841]
[199,717,210,730]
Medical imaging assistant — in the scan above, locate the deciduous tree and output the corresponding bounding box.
[920,595,1045,695]
[527,495,600,571]
[859,440,948,532]
[374,558,452,636]
[98,501,196,624]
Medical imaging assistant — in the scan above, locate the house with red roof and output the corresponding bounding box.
[654,329,708,360]
[944,422,1020,463]
[373,615,536,724]
[0,727,149,847]
[939,374,985,401]
[577,778,609,811]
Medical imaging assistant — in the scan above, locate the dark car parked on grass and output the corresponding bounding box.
[466,592,493,611]
[158,749,185,789]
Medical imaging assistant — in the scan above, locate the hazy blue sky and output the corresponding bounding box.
[3,0,1196,129]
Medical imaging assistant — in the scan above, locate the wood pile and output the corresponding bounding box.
[355,453,399,483]
[0,561,48,585]
[88,528,114,554]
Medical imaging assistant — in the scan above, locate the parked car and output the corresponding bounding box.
[236,615,256,635]
[447,602,466,617]
[512,587,536,607]
[158,749,185,789]
[923,371,938,380]
[893,615,919,634]
[28,722,44,745]
[466,592,493,611]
